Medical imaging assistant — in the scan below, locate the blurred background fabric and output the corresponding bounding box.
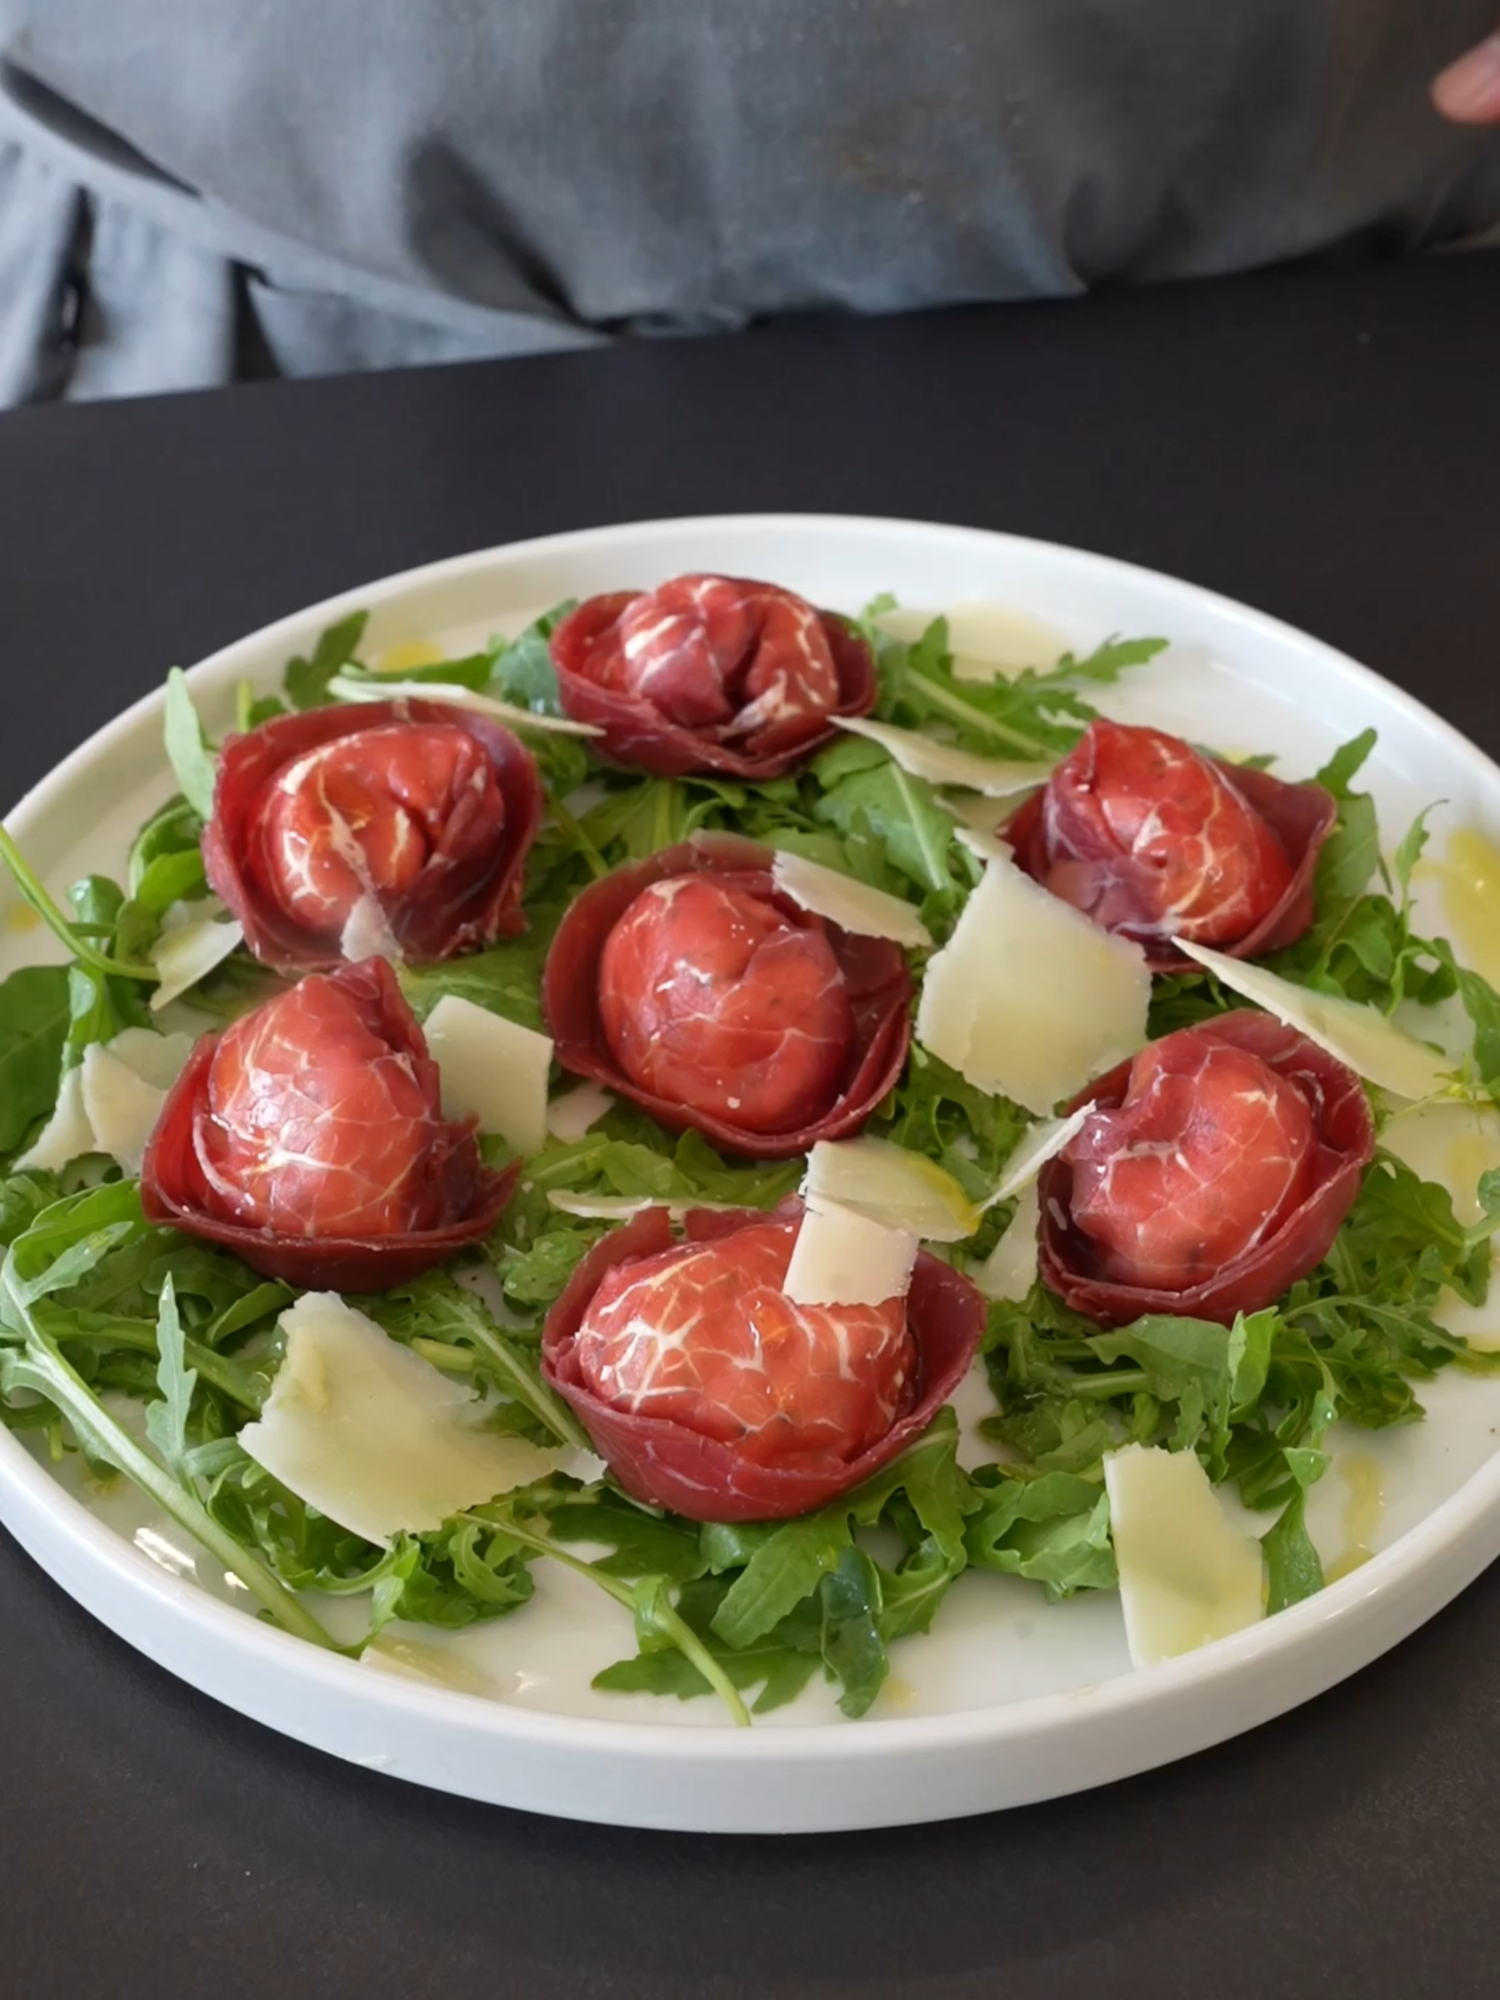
[2,0,1498,404]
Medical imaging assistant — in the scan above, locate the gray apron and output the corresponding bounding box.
[2,0,1498,403]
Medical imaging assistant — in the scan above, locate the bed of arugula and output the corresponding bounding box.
[0,600,1496,1726]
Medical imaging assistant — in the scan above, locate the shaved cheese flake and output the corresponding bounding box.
[79,1046,168,1176]
[837,715,1054,799]
[916,856,1151,1115]
[547,1191,653,1221]
[19,1028,195,1174]
[802,1136,979,1242]
[546,1079,615,1142]
[782,1197,919,1308]
[105,1026,196,1092]
[339,892,401,964]
[150,912,244,1011]
[953,823,1013,866]
[326,673,601,737]
[547,1191,743,1221]
[940,790,1015,865]
[989,1108,1092,1203]
[424,995,552,1157]
[1104,1444,1265,1669]
[17,1066,94,1172]
[79,1030,195,1175]
[239,1293,557,1545]
[973,1182,1040,1302]
[772,851,930,949]
[1175,939,1454,1101]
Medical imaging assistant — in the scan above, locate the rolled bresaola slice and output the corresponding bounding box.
[204,697,544,971]
[1005,719,1337,974]
[542,832,912,1160]
[1036,1009,1375,1329]
[543,1203,985,1522]
[549,573,877,778]
[141,958,516,1291]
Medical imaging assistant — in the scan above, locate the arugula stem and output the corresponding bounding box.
[486,1510,750,1727]
[899,666,1049,758]
[651,780,681,855]
[46,1316,264,1413]
[0,828,159,982]
[889,766,949,895]
[0,1330,336,1650]
[1069,1368,1151,1399]
[547,796,609,880]
[435,1286,590,1452]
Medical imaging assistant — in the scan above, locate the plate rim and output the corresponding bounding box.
[4,511,1499,1797]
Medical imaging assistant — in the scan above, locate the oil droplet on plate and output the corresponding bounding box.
[379,639,448,675]
[360,1635,497,1697]
[1325,1454,1385,1584]
[1382,1099,1500,1349]
[1419,827,1500,993]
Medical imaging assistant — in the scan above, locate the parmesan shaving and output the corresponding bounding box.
[837,715,1054,799]
[973,1183,1041,1302]
[1104,1444,1265,1668]
[546,1080,615,1142]
[801,1136,979,1242]
[326,673,601,737]
[1175,940,1454,1101]
[424,996,553,1158]
[239,1293,558,1545]
[916,856,1151,1115]
[782,1198,919,1308]
[772,851,930,948]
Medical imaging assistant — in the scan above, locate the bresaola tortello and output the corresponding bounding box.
[141,958,516,1290]
[542,1203,985,1521]
[1036,1010,1374,1328]
[549,574,877,777]
[542,833,913,1158]
[1006,719,1336,972]
[204,698,544,970]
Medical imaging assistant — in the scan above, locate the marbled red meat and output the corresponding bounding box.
[204,698,543,971]
[549,574,877,778]
[574,1220,914,1465]
[598,877,855,1135]
[140,958,516,1290]
[1037,1009,1374,1328]
[542,833,912,1159]
[1006,720,1336,973]
[544,1204,985,1521]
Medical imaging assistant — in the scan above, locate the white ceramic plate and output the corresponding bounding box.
[2,514,1499,1834]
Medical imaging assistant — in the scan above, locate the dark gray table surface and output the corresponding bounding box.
[2,254,1499,1999]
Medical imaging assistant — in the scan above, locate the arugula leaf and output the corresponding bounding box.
[143,1274,197,1480]
[284,611,370,710]
[818,1546,887,1717]
[710,1411,969,1651]
[486,608,575,715]
[0,1189,337,1648]
[965,1472,1116,1597]
[163,670,219,820]
[0,966,70,1154]
[398,924,559,1033]
[1261,1487,1325,1615]
[364,1269,588,1450]
[127,797,204,895]
[867,608,1167,760]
